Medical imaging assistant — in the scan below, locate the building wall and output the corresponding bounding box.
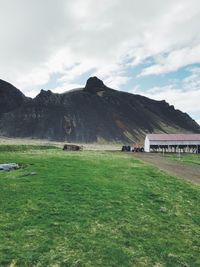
[144,136,150,152]
[149,140,200,146]
[144,136,200,152]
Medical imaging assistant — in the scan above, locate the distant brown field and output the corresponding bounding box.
[0,136,121,151]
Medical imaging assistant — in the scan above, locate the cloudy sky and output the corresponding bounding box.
[0,0,200,124]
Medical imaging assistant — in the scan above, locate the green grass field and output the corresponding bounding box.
[0,145,200,267]
[165,153,200,166]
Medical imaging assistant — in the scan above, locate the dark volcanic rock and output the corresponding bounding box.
[0,77,199,142]
[0,79,28,113]
[84,76,106,93]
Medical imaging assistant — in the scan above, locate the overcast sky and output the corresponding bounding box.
[0,0,200,124]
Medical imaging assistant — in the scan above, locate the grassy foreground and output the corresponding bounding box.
[0,146,199,267]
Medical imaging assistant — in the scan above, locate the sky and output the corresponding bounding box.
[0,0,200,125]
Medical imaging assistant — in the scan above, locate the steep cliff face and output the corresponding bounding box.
[0,77,199,142]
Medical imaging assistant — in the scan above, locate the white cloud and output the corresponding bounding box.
[140,45,200,76]
[183,67,200,90]
[0,0,200,95]
[136,68,200,122]
[140,86,200,113]
[52,83,84,95]
[104,76,130,89]
[58,61,94,84]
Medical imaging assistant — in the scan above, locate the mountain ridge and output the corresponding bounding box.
[0,77,199,143]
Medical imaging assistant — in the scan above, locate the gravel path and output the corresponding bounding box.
[133,153,200,185]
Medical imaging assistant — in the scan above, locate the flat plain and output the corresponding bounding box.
[0,144,199,267]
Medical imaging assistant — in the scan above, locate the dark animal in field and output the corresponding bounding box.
[63,144,82,151]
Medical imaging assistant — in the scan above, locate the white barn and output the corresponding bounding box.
[144,134,200,153]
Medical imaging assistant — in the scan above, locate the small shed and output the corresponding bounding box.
[144,134,200,153]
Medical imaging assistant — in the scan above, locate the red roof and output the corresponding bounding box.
[147,134,200,141]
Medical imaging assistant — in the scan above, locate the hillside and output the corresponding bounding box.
[0,77,199,142]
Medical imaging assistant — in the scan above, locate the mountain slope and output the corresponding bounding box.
[0,79,28,113]
[0,77,199,142]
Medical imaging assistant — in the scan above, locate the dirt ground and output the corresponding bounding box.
[133,153,200,185]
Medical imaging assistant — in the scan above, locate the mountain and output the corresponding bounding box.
[0,79,28,113]
[0,77,199,143]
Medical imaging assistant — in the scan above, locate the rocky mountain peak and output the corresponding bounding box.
[84,77,106,93]
[34,89,61,106]
[38,89,53,97]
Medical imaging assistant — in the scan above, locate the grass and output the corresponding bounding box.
[0,145,199,266]
[0,145,59,152]
[164,153,200,166]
